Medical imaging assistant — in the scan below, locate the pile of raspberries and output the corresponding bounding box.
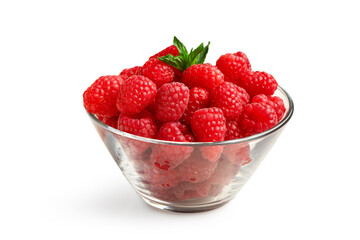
[83,37,286,201]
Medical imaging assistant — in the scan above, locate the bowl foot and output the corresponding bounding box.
[140,195,233,213]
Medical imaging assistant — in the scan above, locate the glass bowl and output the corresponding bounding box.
[86,86,294,213]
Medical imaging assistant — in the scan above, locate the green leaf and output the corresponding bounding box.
[173,36,188,59]
[158,54,187,72]
[195,41,210,64]
[158,37,211,72]
[188,43,204,66]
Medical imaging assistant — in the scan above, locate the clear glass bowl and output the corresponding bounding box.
[86,86,294,213]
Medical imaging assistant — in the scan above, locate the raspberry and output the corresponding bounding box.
[210,81,250,120]
[149,45,179,59]
[199,145,224,162]
[117,110,157,154]
[154,82,190,122]
[172,181,212,200]
[216,52,250,83]
[190,107,226,161]
[149,44,182,82]
[83,75,123,117]
[116,75,157,116]
[157,121,193,142]
[208,184,224,197]
[207,158,239,186]
[181,63,224,90]
[150,122,194,171]
[251,94,269,104]
[240,102,278,136]
[190,107,226,142]
[97,115,119,129]
[234,51,251,71]
[270,96,286,120]
[185,134,196,142]
[144,165,180,190]
[178,151,218,183]
[237,71,278,97]
[225,120,245,140]
[142,58,175,87]
[223,143,251,166]
[234,84,251,104]
[252,94,286,120]
[117,110,156,137]
[119,66,143,80]
[180,87,210,126]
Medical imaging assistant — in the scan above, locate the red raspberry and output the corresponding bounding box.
[117,110,156,138]
[234,84,251,104]
[181,63,224,90]
[149,45,179,59]
[225,120,245,140]
[180,87,210,126]
[270,96,286,120]
[210,82,250,120]
[144,165,180,190]
[116,75,157,116]
[223,143,251,166]
[150,45,182,82]
[199,145,224,162]
[185,134,196,142]
[237,71,278,97]
[207,158,239,186]
[178,151,218,183]
[251,94,269,104]
[172,181,212,200]
[240,102,278,136]
[117,110,157,154]
[216,52,250,83]
[252,94,286,120]
[208,184,224,197]
[97,115,119,129]
[157,121,194,142]
[142,58,175,87]
[119,66,143,80]
[83,75,123,117]
[154,82,190,122]
[150,122,194,171]
[191,107,226,161]
[234,51,251,71]
[190,107,226,142]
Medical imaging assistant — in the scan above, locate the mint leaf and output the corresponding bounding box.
[195,41,210,64]
[173,36,188,59]
[188,43,204,66]
[158,54,186,71]
[158,37,210,72]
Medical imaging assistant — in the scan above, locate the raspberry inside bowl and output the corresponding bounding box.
[86,86,293,212]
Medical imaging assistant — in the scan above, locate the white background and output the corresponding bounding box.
[1,0,359,239]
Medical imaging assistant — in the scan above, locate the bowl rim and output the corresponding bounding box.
[86,86,294,146]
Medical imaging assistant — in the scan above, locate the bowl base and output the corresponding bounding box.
[140,195,233,213]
